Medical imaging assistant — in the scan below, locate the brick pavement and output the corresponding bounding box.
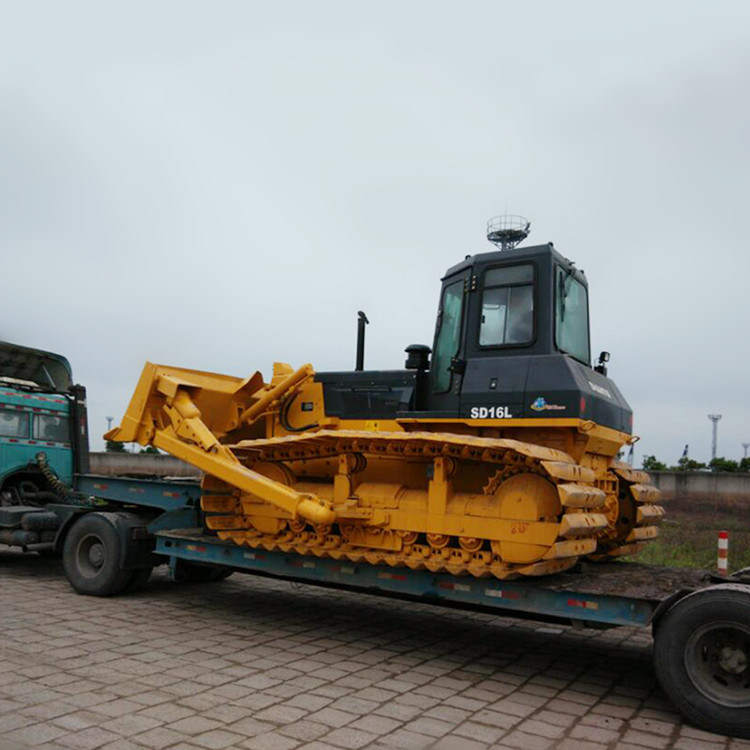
[0,548,748,750]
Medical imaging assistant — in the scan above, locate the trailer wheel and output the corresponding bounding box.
[63,513,132,596]
[653,585,750,739]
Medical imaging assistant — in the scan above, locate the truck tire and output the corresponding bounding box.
[653,584,750,739]
[62,513,132,596]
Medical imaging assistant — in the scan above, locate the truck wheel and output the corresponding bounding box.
[176,560,233,583]
[653,585,750,739]
[62,513,132,596]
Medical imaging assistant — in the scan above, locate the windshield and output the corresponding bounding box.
[479,264,534,346]
[432,279,464,392]
[556,267,590,365]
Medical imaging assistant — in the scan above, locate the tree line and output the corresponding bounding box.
[642,455,750,473]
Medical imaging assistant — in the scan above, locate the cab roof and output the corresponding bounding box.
[443,242,585,283]
[0,341,73,392]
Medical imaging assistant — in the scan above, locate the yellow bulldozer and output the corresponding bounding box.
[107,218,662,580]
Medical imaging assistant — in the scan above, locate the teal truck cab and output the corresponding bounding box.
[0,341,89,501]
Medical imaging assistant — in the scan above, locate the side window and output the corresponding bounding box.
[479,264,534,346]
[0,409,29,438]
[555,267,590,365]
[33,414,70,443]
[432,279,464,393]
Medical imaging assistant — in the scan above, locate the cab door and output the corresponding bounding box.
[427,270,470,414]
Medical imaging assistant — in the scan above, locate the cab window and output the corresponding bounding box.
[556,267,590,364]
[0,409,29,438]
[479,264,534,346]
[33,414,70,443]
[432,279,464,392]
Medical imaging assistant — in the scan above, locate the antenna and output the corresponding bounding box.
[486,215,530,251]
[708,414,722,461]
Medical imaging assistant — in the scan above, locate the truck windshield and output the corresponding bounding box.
[556,268,590,365]
[479,264,534,346]
[432,279,464,392]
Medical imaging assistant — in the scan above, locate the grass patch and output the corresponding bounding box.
[633,507,750,571]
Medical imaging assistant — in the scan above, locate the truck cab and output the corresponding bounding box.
[0,342,89,498]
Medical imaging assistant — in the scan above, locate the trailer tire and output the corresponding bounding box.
[63,513,132,596]
[653,585,750,739]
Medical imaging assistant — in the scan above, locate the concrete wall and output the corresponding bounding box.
[649,470,750,505]
[89,452,199,478]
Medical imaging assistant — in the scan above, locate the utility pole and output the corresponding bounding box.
[708,415,722,461]
[742,443,750,459]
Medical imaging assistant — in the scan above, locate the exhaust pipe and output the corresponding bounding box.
[356,311,369,371]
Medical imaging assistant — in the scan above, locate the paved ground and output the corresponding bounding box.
[1,550,747,750]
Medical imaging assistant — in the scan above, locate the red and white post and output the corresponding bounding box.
[718,530,729,575]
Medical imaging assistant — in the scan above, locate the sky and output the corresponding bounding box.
[1,1,749,464]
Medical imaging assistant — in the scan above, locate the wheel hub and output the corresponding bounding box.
[686,622,750,707]
[88,543,105,568]
[718,645,748,676]
[76,533,107,578]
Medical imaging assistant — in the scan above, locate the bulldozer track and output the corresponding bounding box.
[200,430,627,580]
[589,463,664,559]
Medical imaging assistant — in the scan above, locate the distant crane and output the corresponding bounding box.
[708,414,722,461]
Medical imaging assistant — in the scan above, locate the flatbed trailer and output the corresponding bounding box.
[2,472,750,739]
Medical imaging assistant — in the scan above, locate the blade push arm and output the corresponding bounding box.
[106,362,335,525]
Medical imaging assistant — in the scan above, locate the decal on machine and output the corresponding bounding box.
[530,397,565,412]
[469,406,513,419]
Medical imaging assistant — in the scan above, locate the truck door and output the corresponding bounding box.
[428,270,470,414]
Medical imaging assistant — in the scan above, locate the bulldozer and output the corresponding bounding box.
[106,217,663,580]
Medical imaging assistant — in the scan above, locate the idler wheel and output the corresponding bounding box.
[486,472,562,565]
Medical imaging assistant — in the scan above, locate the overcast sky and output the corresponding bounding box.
[2,1,749,464]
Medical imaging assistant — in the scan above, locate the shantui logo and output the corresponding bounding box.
[530,397,566,412]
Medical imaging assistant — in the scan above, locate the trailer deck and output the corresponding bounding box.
[155,528,710,629]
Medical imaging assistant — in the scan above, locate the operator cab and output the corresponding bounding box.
[426,242,631,431]
[316,225,632,433]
